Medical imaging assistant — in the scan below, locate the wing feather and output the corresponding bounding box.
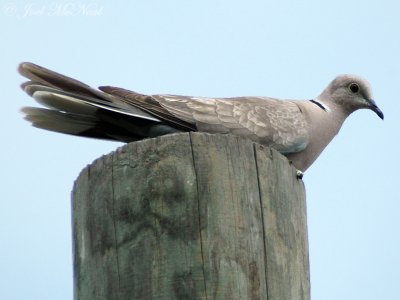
[155,95,309,153]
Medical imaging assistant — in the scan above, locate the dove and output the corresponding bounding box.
[19,62,383,175]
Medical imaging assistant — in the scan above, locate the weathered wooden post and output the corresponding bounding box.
[72,132,310,300]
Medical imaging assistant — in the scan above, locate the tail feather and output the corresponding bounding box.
[19,62,106,100]
[32,91,98,116]
[18,62,181,141]
[22,106,99,136]
[21,107,143,142]
[22,81,159,121]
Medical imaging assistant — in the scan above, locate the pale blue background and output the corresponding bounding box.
[1,1,399,299]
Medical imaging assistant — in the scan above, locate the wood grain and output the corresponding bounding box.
[72,132,310,300]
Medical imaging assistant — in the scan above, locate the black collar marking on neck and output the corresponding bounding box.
[309,99,328,112]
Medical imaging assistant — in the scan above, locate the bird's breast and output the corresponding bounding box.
[286,101,347,171]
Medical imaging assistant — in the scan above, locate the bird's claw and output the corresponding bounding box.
[296,170,304,179]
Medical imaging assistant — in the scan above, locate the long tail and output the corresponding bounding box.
[19,62,180,142]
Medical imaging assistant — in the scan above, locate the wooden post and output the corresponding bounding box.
[72,132,310,300]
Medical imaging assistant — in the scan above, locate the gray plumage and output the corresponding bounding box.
[19,62,383,172]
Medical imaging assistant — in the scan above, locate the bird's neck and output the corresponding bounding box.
[309,98,331,112]
[310,98,349,123]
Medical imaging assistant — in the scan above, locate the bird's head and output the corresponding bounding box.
[319,74,384,120]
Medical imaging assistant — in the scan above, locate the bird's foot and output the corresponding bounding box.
[296,170,304,179]
[288,160,304,179]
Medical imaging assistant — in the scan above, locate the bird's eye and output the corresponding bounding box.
[349,83,359,93]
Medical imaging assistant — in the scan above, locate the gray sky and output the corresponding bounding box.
[1,0,399,299]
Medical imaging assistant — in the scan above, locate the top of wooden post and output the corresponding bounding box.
[72,132,309,300]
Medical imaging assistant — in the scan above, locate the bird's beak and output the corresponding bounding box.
[368,99,384,120]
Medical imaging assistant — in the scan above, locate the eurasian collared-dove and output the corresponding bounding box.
[19,62,383,174]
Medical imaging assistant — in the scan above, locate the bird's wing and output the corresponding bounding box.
[101,86,309,154]
[156,95,310,153]
[98,86,195,131]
